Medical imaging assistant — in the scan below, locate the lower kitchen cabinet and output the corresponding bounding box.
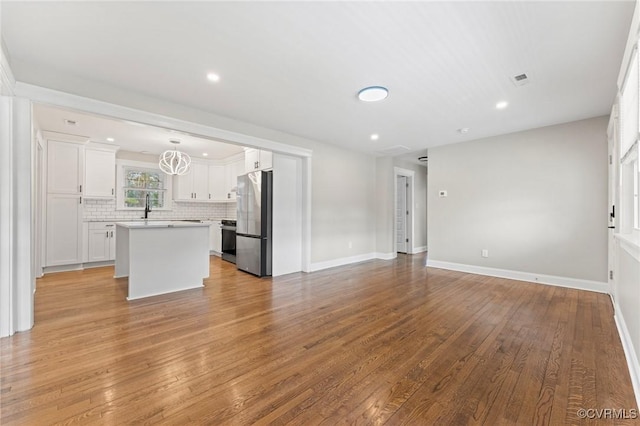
[87,222,116,262]
[209,220,222,254]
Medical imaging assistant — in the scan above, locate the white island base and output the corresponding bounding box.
[115,221,210,300]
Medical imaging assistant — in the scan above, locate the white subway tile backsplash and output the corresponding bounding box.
[83,199,235,221]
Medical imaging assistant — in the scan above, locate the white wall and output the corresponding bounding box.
[272,153,302,276]
[427,116,609,285]
[613,0,640,405]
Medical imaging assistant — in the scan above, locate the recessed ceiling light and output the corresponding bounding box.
[370,134,379,141]
[207,73,220,82]
[106,137,115,142]
[202,153,208,157]
[358,86,388,102]
[457,128,469,134]
[496,101,509,109]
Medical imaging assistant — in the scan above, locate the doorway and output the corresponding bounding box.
[394,167,415,255]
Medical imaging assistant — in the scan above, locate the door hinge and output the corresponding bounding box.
[406,238,409,243]
[609,270,614,280]
[406,183,409,188]
[609,154,613,165]
[406,210,409,215]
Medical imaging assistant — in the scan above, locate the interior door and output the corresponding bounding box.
[396,176,408,253]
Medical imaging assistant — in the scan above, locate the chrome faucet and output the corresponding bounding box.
[144,193,152,219]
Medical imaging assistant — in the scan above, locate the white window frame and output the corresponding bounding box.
[618,43,640,244]
[116,159,173,211]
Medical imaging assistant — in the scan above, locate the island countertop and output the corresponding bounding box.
[115,220,211,229]
[115,222,210,300]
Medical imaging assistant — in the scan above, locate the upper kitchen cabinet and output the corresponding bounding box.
[208,165,226,200]
[47,140,84,194]
[84,144,118,199]
[173,161,210,201]
[174,153,245,202]
[244,148,272,172]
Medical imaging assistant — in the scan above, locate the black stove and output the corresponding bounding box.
[220,220,237,263]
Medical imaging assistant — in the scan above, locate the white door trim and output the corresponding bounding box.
[394,167,415,255]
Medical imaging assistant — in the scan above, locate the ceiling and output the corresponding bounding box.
[33,103,245,160]
[1,1,635,160]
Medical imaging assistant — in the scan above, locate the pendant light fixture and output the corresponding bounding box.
[159,139,191,175]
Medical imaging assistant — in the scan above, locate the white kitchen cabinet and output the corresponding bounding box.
[47,140,84,194]
[46,194,83,266]
[225,158,245,199]
[244,148,272,172]
[87,222,116,262]
[209,220,222,254]
[208,165,227,200]
[84,148,116,198]
[173,161,209,201]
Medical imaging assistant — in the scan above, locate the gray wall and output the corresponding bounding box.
[427,116,608,282]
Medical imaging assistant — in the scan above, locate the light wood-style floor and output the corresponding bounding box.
[0,254,637,425]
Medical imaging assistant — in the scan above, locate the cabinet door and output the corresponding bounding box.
[259,150,273,170]
[208,165,226,200]
[244,149,259,171]
[47,141,83,194]
[192,162,209,200]
[210,221,222,253]
[88,229,111,262]
[108,229,116,260]
[46,194,82,266]
[173,173,193,201]
[85,149,116,198]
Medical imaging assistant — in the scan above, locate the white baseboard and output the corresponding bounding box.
[309,253,377,272]
[412,246,427,254]
[43,264,83,274]
[375,252,396,260]
[614,305,640,408]
[426,260,608,293]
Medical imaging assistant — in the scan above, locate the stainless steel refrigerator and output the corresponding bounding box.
[236,170,272,277]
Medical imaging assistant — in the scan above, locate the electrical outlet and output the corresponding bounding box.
[481,249,489,258]
[439,190,448,197]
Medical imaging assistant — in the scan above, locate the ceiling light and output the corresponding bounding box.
[496,101,509,109]
[370,134,379,141]
[457,128,469,134]
[358,86,388,102]
[207,73,220,82]
[159,140,191,176]
[106,137,115,142]
[202,153,208,157]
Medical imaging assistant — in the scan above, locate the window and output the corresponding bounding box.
[619,45,640,238]
[116,160,172,210]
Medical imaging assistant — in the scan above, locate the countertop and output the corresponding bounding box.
[86,218,236,223]
[115,220,212,229]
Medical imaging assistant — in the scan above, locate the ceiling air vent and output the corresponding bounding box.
[511,73,530,87]
[376,145,410,157]
[64,119,77,126]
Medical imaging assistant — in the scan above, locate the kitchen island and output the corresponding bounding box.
[115,221,210,300]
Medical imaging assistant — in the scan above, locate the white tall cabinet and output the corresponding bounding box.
[45,140,84,267]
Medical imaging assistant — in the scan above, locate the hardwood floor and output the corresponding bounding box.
[1,254,637,425]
